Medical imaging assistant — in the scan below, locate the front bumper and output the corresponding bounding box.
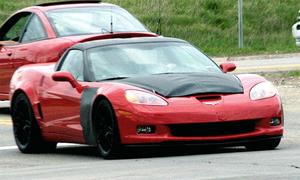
[115,95,283,146]
[124,135,282,147]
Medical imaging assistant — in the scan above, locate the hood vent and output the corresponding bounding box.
[196,95,222,101]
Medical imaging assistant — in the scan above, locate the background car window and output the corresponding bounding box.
[21,15,47,43]
[0,13,31,42]
[59,50,84,81]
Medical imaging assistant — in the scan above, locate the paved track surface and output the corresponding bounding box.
[215,54,300,73]
[0,79,300,180]
[233,56,300,73]
[0,55,300,179]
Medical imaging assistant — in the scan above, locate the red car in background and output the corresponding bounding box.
[0,0,154,101]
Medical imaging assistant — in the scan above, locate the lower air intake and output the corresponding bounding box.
[169,120,256,137]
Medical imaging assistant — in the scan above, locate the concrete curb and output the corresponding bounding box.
[212,52,300,62]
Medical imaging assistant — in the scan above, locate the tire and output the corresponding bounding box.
[93,98,122,159]
[245,138,281,151]
[11,93,57,153]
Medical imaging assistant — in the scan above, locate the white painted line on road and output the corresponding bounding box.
[0,143,84,151]
[0,119,12,125]
[0,101,10,108]
[0,146,17,150]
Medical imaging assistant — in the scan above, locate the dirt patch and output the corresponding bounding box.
[265,76,300,108]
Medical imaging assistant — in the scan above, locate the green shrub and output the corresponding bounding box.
[0,0,299,56]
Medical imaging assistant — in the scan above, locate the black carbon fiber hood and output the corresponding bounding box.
[119,73,244,97]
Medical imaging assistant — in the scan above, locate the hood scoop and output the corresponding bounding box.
[196,95,222,101]
[119,73,244,97]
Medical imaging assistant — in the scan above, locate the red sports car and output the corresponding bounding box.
[10,37,283,158]
[0,0,153,101]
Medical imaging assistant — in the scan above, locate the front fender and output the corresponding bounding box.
[79,84,131,145]
[237,74,267,92]
[10,69,43,120]
[80,88,99,145]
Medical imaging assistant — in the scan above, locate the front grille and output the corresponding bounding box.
[169,120,256,137]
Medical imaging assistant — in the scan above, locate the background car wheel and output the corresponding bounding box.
[245,138,281,151]
[93,98,122,159]
[11,93,57,153]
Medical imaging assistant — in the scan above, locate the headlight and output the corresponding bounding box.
[125,90,168,106]
[250,81,278,100]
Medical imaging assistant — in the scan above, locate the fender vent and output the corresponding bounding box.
[37,103,44,119]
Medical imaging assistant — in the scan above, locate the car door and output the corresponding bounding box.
[12,13,49,68]
[0,12,32,100]
[0,45,13,100]
[0,11,72,101]
[39,50,85,140]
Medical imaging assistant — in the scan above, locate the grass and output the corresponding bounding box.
[261,70,300,79]
[284,70,300,77]
[0,0,299,56]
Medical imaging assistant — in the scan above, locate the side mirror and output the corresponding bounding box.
[52,71,84,92]
[220,62,236,73]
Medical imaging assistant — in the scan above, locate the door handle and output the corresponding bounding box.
[0,48,13,56]
[0,46,13,56]
[6,51,12,56]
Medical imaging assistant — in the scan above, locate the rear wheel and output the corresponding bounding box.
[93,99,122,159]
[245,138,281,151]
[11,93,57,153]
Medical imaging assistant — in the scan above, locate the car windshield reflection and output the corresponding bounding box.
[46,7,148,37]
[87,42,221,81]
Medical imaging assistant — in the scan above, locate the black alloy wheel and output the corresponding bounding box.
[11,93,57,153]
[94,99,122,159]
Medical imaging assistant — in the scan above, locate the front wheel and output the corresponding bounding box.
[93,98,122,159]
[245,138,281,151]
[11,93,57,153]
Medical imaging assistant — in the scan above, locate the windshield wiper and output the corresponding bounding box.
[98,77,128,81]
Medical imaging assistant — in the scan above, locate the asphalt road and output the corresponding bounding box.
[0,78,299,180]
[214,53,300,73]
[233,56,300,73]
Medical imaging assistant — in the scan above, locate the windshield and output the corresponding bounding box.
[46,6,148,37]
[87,41,222,81]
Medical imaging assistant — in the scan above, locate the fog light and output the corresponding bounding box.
[270,118,281,126]
[136,125,156,134]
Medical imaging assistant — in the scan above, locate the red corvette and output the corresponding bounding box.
[10,36,283,158]
[0,0,153,101]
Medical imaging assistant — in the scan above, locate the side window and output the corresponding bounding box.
[59,50,84,81]
[21,15,47,43]
[0,13,31,43]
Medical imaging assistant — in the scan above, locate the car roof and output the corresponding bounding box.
[37,1,101,6]
[71,37,188,50]
[21,2,117,12]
